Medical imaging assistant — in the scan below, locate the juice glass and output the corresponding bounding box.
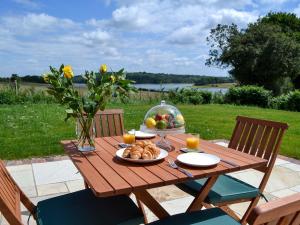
[186,133,200,150]
[123,132,135,145]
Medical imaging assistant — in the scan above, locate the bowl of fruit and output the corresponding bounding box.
[140,100,185,150]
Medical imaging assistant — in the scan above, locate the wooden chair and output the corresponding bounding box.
[93,109,125,137]
[0,160,143,225]
[177,116,288,224]
[147,193,300,225]
[247,193,300,225]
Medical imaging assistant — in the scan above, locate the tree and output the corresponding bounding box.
[261,12,300,89]
[206,12,300,95]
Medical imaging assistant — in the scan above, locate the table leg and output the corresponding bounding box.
[136,198,148,224]
[186,175,219,212]
[134,190,170,220]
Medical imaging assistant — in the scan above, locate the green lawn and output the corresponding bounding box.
[0,103,299,160]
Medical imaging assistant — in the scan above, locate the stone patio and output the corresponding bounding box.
[1,141,300,224]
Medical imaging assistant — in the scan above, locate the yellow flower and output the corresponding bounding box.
[100,64,107,74]
[43,73,49,83]
[110,75,116,83]
[63,65,74,79]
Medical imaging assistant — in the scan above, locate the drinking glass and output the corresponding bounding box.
[186,133,200,150]
[123,131,135,144]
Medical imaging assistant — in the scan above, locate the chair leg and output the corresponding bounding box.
[241,197,260,225]
[202,202,213,209]
[84,181,89,189]
[220,205,241,222]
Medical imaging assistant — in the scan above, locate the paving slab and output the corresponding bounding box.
[271,189,298,198]
[275,158,290,166]
[290,184,300,192]
[32,160,82,185]
[265,166,300,192]
[280,162,300,172]
[148,185,190,202]
[7,165,35,188]
[37,182,69,196]
[66,179,85,192]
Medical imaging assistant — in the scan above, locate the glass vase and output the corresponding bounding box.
[76,117,96,152]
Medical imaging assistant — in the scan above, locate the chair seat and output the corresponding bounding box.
[148,208,241,225]
[36,189,143,225]
[177,175,260,204]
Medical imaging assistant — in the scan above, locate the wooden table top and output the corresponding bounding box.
[62,134,267,197]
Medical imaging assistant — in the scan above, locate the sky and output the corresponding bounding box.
[0,0,300,77]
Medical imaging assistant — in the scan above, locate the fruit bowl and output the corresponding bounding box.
[140,100,185,151]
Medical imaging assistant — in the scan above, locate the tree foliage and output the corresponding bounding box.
[206,12,300,94]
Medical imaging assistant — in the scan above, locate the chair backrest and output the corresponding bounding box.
[93,109,125,137]
[247,193,300,225]
[228,116,288,171]
[0,160,22,225]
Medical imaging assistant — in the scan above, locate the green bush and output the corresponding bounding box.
[212,92,225,104]
[271,90,300,111]
[0,87,55,104]
[225,86,272,107]
[168,89,211,105]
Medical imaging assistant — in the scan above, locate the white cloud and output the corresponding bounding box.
[0,0,295,76]
[1,13,76,35]
[83,30,111,44]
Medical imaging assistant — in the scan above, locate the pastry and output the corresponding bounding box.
[122,140,161,160]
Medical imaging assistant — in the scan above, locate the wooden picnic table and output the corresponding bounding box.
[61,134,267,221]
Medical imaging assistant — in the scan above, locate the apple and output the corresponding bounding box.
[155,114,163,121]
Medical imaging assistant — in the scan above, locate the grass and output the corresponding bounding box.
[0,103,299,160]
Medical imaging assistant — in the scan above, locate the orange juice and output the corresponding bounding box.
[123,133,135,144]
[186,137,200,149]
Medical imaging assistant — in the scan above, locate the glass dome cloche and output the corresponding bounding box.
[140,100,185,151]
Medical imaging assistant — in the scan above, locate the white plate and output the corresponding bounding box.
[129,130,156,139]
[116,148,168,163]
[177,153,220,167]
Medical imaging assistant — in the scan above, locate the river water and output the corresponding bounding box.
[134,83,228,93]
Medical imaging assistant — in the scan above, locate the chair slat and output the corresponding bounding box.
[244,124,258,154]
[249,125,265,156]
[263,128,280,161]
[101,114,109,137]
[94,114,102,137]
[114,114,123,136]
[290,212,300,225]
[256,126,272,158]
[237,122,252,152]
[107,114,115,136]
[94,109,124,138]
[0,160,23,225]
[229,120,246,149]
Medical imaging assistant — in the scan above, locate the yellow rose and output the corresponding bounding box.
[43,73,49,83]
[110,75,116,83]
[100,64,107,74]
[63,65,74,79]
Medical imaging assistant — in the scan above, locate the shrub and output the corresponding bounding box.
[271,90,300,111]
[212,91,225,104]
[198,91,212,104]
[0,87,55,104]
[168,88,209,105]
[225,86,272,107]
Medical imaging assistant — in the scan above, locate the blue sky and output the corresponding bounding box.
[0,0,300,77]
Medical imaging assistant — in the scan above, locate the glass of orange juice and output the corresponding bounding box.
[186,133,200,150]
[123,131,135,145]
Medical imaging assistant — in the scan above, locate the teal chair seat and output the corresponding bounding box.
[148,208,241,225]
[36,189,143,225]
[177,175,259,204]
